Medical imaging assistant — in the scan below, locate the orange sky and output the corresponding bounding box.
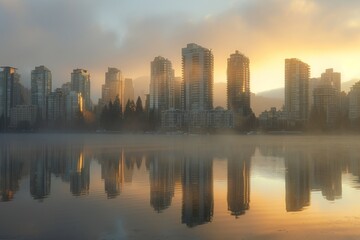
[1,0,360,101]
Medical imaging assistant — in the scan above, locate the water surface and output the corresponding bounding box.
[1,134,360,239]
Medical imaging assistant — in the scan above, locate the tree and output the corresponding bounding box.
[134,96,145,131]
[100,96,123,131]
[112,95,122,130]
[124,99,136,131]
[135,96,143,114]
[100,102,110,129]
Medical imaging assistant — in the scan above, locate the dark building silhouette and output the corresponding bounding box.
[285,149,310,212]
[124,151,136,183]
[0,145,23,201]
[30,148,51,200]
[311,148,342,201]
[48,144,68,178]
[227,146,253,217]
[100,149,124,198]
[149,152,175,212]
[70,152,90,196]
[181,151,213,227]
[285,59,310,127]
[0,67,24,129]
[227,51,251,116]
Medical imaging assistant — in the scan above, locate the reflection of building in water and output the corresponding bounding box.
[149,152,175,212]
[227,148,252,217]
[124,151,136,183]
[0,146,23,201]
[342,147,360,189]
[285,151,310,212]
[30,147,51,200]
[181,152,213,227]
[55,145,90,196]
[100,150,124,198]
[311,149,342,201]
[135,153,143,170]
[48,145,68,178]
[70,151,90,196]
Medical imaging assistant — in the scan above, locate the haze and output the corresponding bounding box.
[1,0,360,101]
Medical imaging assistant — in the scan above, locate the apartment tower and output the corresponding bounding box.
[31,66,52,120]
[71,69,91,111]
[227,51,250,115]
[285,59,310,123]
[182,43,214,111]
[150,56,175,115]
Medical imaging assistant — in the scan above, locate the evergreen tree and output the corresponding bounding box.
[112,95,122,130]
[135,96,145,131]
[124,99,136,131]
[135,96,143,114]
[100,97,123,131]
[100,105,109,129]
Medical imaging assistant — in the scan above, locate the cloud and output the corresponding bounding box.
[0,0,120,99]
[1,0,360,101]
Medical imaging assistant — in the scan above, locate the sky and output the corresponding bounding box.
[1,0,360,101]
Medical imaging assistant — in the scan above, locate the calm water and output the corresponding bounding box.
[1,134,360,240]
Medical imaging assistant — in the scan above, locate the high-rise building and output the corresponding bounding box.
[182,43,214,111]
[101,68,123,107]
[285,59,310,123]
[10,105,37,129]
[61,82,72,95]
[47,88,66,124]
[309,77,321,108]
[65,91,83,122]
[0,67,23,129]
[71,69,91,111]
[312,84,339,128]
[321,68,341,92]
[309,68,341,128]
[174,77,182,110]
[150,56,174,116]
[123,78,135,105]
[227,51,251,115]
[31,66,52,121]
[348,81,360,123]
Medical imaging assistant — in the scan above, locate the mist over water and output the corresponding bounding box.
[1,134,360,239]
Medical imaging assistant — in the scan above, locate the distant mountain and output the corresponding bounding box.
[213,82,283,116]
[256,88,284,99]
[251,93,283,116]
[342,79,359,93]
[132,79,360,116]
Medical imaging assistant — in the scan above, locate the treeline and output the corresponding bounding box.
[100,95,147,132]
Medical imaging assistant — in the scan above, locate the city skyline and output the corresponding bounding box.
[1,0,360,101]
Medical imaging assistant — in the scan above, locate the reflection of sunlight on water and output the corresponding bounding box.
[2,134,360,239]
